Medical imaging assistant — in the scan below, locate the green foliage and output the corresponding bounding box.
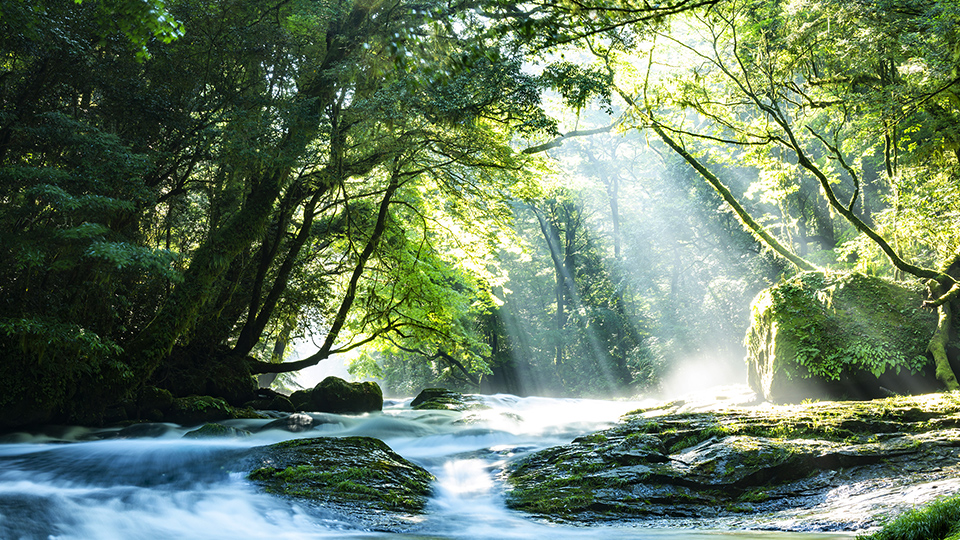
[858,495,960,540]
[749,272,936,382]
[541,62,614,113]
[77,0,185,59]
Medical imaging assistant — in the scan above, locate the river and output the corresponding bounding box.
[0,394,855,540]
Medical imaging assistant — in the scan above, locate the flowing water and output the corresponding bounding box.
[0,395,855,540]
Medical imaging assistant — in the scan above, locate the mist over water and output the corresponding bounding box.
[0,395,854,540]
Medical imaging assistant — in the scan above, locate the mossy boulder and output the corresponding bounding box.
[305,376,382,413]
[246,436,434,528]
[166,395,263,425]
[244,388,296,413]
[150,347,258,406]
[746,271,941,402]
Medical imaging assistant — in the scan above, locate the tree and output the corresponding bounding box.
[596,0,960,387]
[0,0,556,425]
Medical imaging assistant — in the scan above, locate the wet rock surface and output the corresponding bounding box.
[244,436,434,531]
[411,388,490,411]
[505,390,960,531]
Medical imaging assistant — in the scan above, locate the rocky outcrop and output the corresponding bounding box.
[505,392,960,530]
[746,272,941,402]
[245,436,434,530]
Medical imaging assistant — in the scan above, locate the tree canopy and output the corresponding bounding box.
[1,0,958,425]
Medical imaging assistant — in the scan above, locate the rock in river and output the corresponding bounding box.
[245,436,434,530]
[505,391,960,531]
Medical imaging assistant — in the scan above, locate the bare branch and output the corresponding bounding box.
[522,125,615,154]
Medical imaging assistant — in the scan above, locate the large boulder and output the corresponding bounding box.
[150,347,258,406]
[746,271,941,402]
[306,376,382,413]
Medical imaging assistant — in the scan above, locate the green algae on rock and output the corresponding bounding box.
[505,392,960,530]
[746,272,939,403]
[246,436,434,517]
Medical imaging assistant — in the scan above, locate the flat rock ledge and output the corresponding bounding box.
[505,391,960,532]
[244,436,434,531]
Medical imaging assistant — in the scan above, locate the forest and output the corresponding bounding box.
[1,0,959,427]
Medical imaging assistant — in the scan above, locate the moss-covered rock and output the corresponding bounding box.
[505,392,960,529]
[289,389,311,410]
[746,272,940,402]
[246,436,434,528]
[306,377,382,413]
[166,395,263,425]
[244,388,296,413]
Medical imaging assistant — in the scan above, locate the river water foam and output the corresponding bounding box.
[0,394,854,540]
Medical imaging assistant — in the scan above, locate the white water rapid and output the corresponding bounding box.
[0,395,855,540]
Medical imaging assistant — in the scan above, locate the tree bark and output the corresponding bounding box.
[928,282,959,390]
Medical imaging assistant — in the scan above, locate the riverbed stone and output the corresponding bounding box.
[505,391,960,530]
[745,271,940,402]
[411,388,489,411]
[245,436,434,530]
[182,422,252,438]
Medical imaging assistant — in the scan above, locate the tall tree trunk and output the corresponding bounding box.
[127,168,290,383]
[928,282,959,390]
[533,205,568,368]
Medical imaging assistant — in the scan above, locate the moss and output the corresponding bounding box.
[747,271,938,401]
[247,436,434,512]
[668,425,729,453]
[575,432,610,444]
[739,488,769,503]
[250,464,423,508]
[505,473,627,517]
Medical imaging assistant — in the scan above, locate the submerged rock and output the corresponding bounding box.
[245,436,433,530]
[182,423,252,438]
[505,392,960,530]
[411,388,489,411]
[746,271,940,402]
[259,412,317,432]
